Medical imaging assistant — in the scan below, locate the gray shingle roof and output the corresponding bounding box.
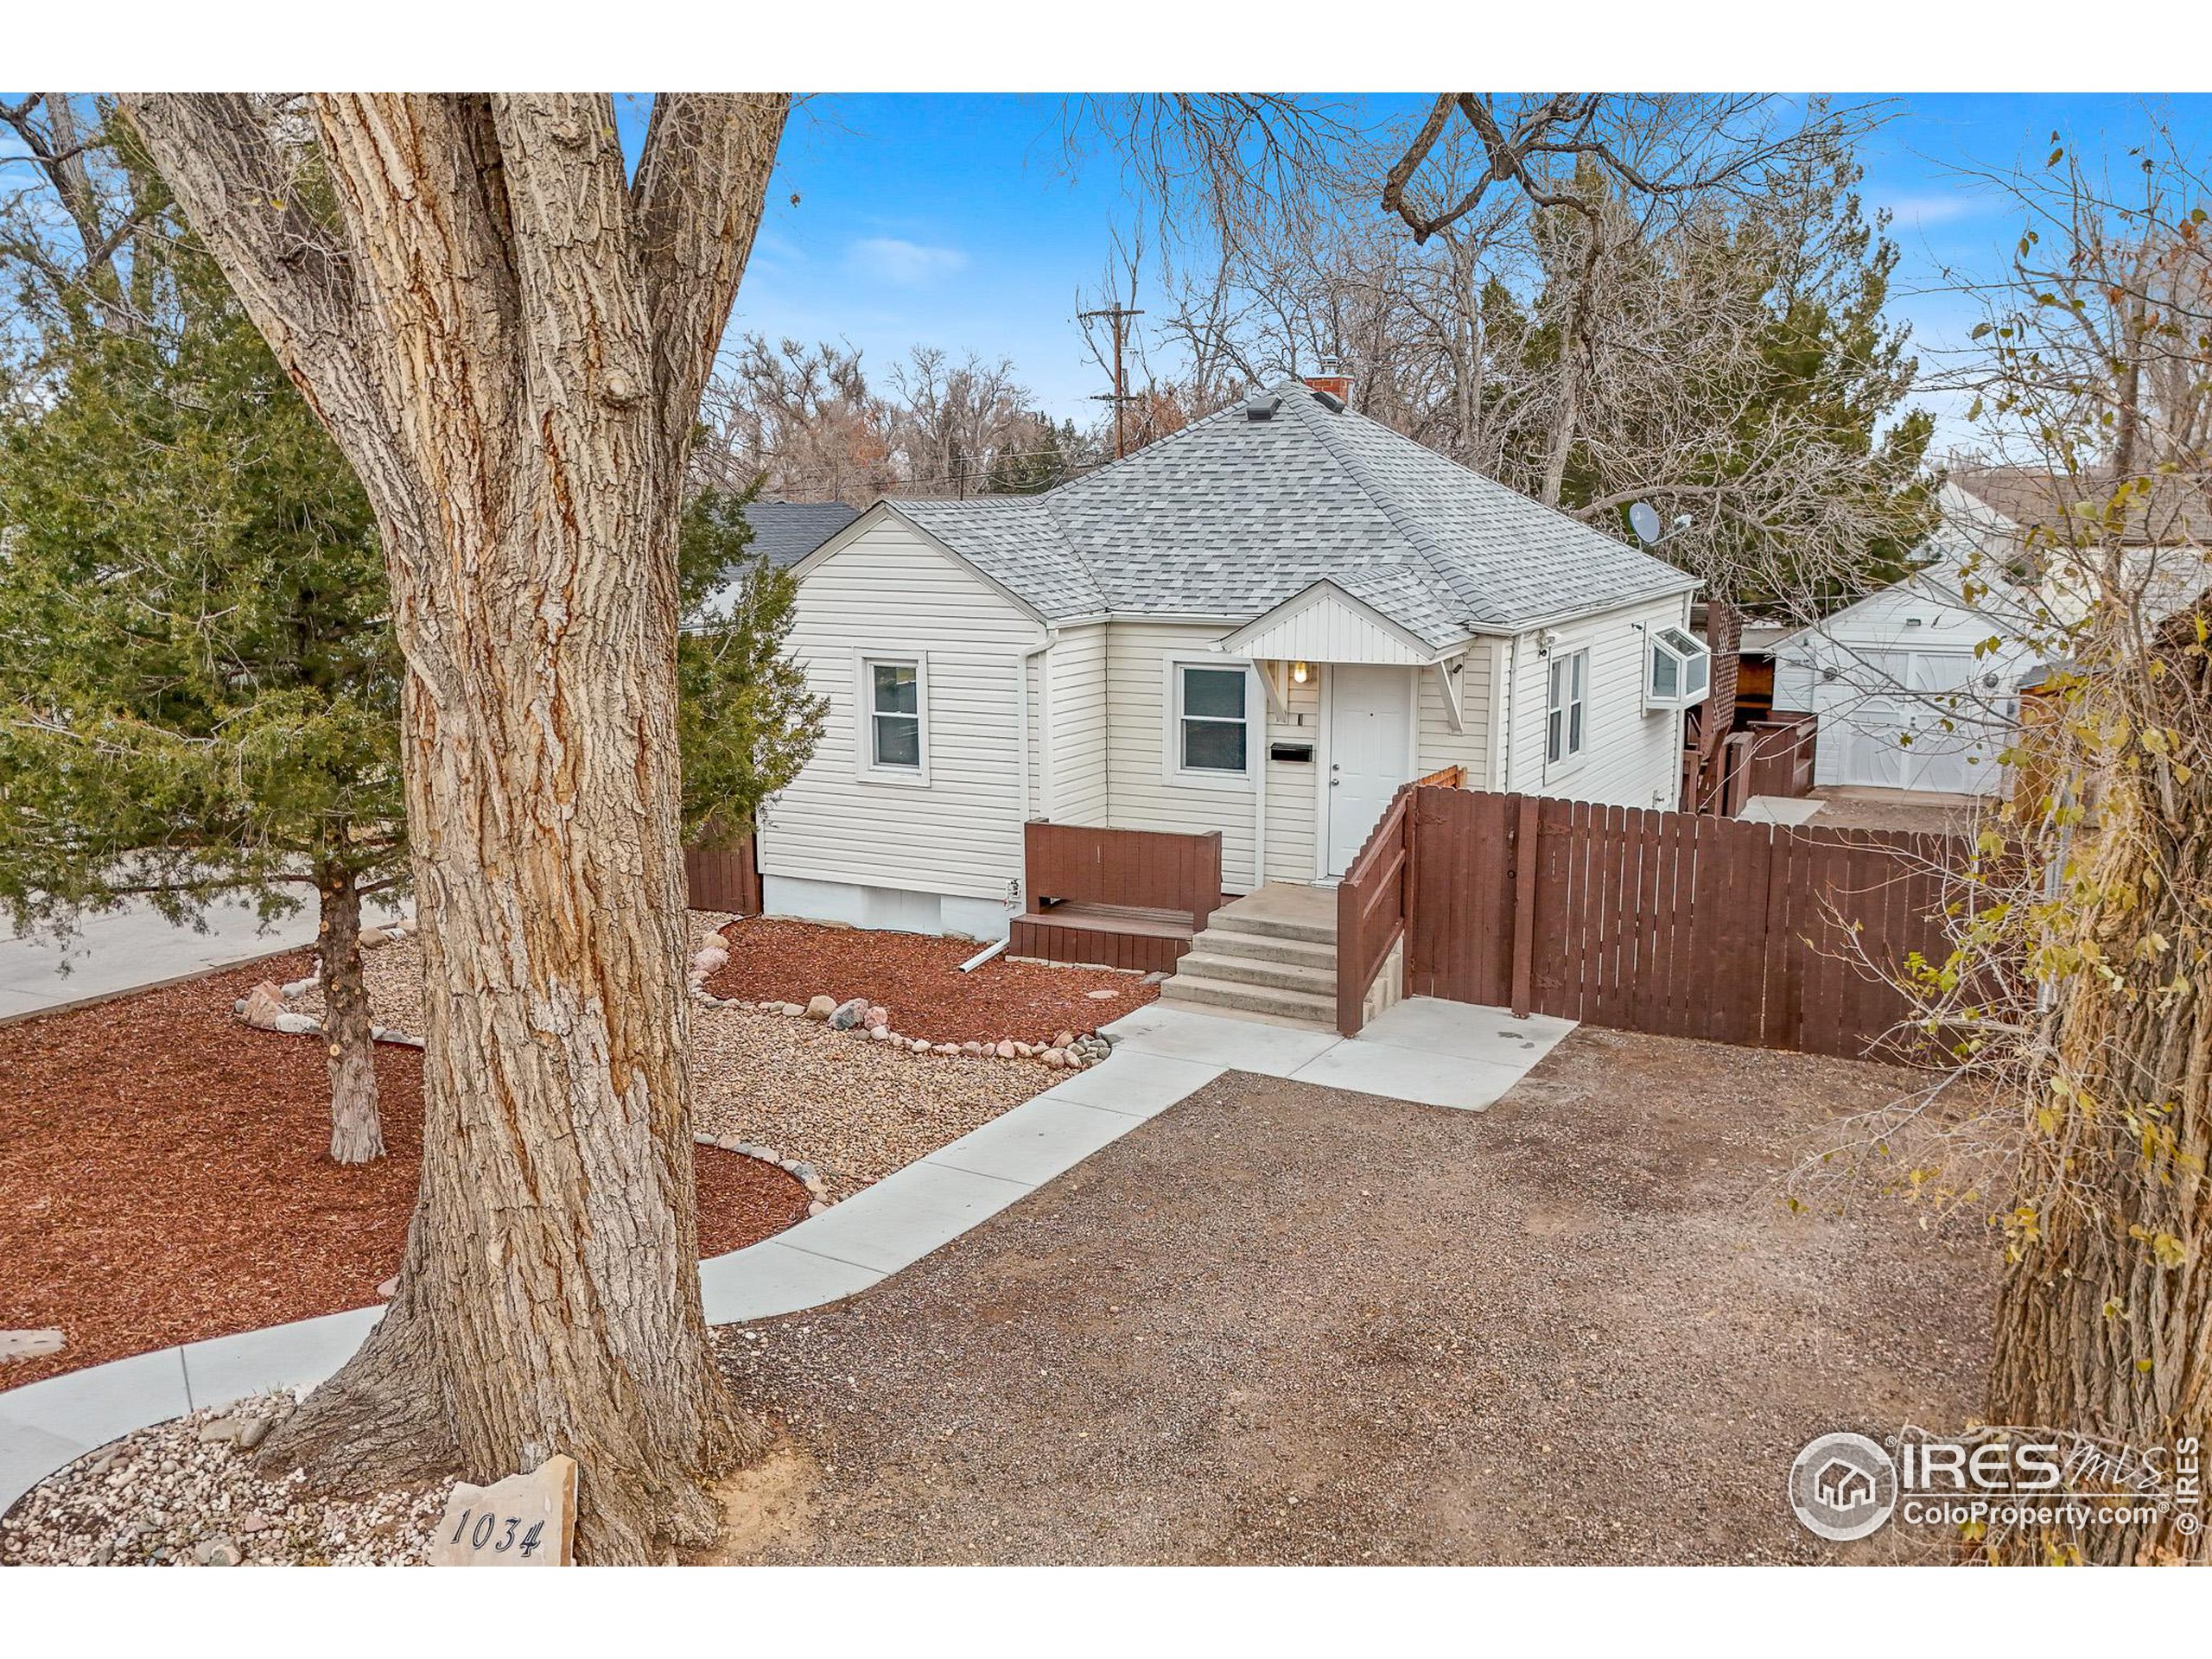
[742,501,862,569]
[877,379,1695,645]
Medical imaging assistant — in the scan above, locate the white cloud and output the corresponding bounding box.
[845,236,968,285]
[1877,194,1990,229]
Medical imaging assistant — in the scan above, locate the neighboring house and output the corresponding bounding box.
[1773,468,2211,798]
[739,501,862,570]
[753,377,1707,943]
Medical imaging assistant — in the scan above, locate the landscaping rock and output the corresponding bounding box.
[1053,1030,1076,1052]
[193,1535,242,1566]
[0,1328,65,1362]
[378,1275,399,1299]
[236,1418,273,1452]
[279,976,319,1000]
[1085,988,1119,1000]
[270,1011,322,1036]
[995,1040,1018,1058]
[865,1005,890,1029]
[804,997,837,1019]
[870,1027,893,1042]
[1043,1049,1067,1067]
[238,982,289,1031]
[691,944,730,976]
[357,925,392,949]
[197,1418,243,1446]
[828,996,871,1031]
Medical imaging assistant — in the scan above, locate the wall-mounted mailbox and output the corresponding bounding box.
[1269,742,1315,763]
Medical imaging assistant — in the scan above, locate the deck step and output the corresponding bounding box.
[1189,926,1337,970]
[1204,907,1338,947]
[1159,970,1335,1025]
[1174,950,1336,995]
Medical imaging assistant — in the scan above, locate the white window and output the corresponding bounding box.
[859,655,925,779]
[1547,648,1588,766]
[1646,626,1712,710]
[1176,664,1249,776]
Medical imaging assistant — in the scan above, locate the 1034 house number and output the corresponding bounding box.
[447,1506,547,1558]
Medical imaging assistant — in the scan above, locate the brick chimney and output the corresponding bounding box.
[1303,357,1351,404]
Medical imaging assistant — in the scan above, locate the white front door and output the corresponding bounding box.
[1326,665,1414,876]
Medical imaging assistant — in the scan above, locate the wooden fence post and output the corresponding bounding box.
[1510,792,1541,1017]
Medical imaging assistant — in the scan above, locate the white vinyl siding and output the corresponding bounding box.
[1104,622,1259,891]
[1413,649,1492,789]
[1262,666,1322,882]
[1044,623,1109,824]
[1504,593,1689,810]
[759,518,1044,902]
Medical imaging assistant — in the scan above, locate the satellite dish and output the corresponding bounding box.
[1628,502,1664,546]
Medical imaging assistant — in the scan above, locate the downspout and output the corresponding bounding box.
[1494,633,1519,792]
[1014,633,1055,918]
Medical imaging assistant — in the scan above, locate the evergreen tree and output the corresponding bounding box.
[0,150,401,1162]
[674,486,826,842]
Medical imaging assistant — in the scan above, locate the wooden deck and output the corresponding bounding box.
[1012,822,1224,974]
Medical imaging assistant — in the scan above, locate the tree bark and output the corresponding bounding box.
[316,861,385,1166]
[124,91,788,1564]
[1985,610,2211,1566]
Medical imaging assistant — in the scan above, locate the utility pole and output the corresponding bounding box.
[1080,303,1144,461]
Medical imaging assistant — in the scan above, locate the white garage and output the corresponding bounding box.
[1771,485,2044,799]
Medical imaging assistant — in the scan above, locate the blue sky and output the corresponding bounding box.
[616,93,2212,448]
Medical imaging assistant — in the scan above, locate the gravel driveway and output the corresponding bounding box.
[702,1027,1997,1565]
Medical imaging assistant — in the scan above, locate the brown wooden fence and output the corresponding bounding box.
[1718,713,1819,817]
[684,833,761,915]
[1341,785,1961,1058]
[1334,787,1414,1033]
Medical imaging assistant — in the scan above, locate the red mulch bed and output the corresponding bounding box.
[706,916,1160,1046]
[0,956,809,1389]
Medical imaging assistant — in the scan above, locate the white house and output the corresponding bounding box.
[754,376,1707,944]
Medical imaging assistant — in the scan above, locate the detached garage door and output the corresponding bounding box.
[1829,650,2013,796]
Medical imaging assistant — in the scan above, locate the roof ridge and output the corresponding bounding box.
[1277,384,1486,626]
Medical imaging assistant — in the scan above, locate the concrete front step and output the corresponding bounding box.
[1205,908,1338,947]
[1189,925,1338,971]
[1159,970,1335,1026]
[1175,949,1336,995]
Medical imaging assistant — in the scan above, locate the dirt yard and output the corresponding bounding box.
[1807,786,1983,836]
[702,1027,1998,1565]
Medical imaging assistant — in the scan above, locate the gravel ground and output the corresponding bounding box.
[1806,787,1982,836]
[698,1028,1997,1566]
[306,914,1059,1204]
[0,1393,455,1566]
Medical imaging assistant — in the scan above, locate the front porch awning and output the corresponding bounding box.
[1215,579,1458,668]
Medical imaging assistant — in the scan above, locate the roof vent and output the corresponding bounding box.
[1311,387,1344,413]
[1244,391,1281,421]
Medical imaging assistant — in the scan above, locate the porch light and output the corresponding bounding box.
[1291,660,1310,685]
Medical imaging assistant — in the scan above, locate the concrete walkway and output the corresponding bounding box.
[0,896,321,1024]
[0,995,1572,1515]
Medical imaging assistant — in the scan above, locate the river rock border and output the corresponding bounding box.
[684,943,1116,1074]
[229,917,423,1048]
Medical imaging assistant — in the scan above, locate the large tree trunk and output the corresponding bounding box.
[124,92,788,1564]
[315,861,385,1166]
[1985,608,2211,1566]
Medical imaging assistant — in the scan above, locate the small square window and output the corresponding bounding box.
[1178,664,1248,774]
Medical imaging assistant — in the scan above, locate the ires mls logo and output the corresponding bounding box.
[1789,1433,1898,1541]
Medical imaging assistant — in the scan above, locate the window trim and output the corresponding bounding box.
[1545,646,1590,774]
[1163,657,1255,788]
[854,652,930,785]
